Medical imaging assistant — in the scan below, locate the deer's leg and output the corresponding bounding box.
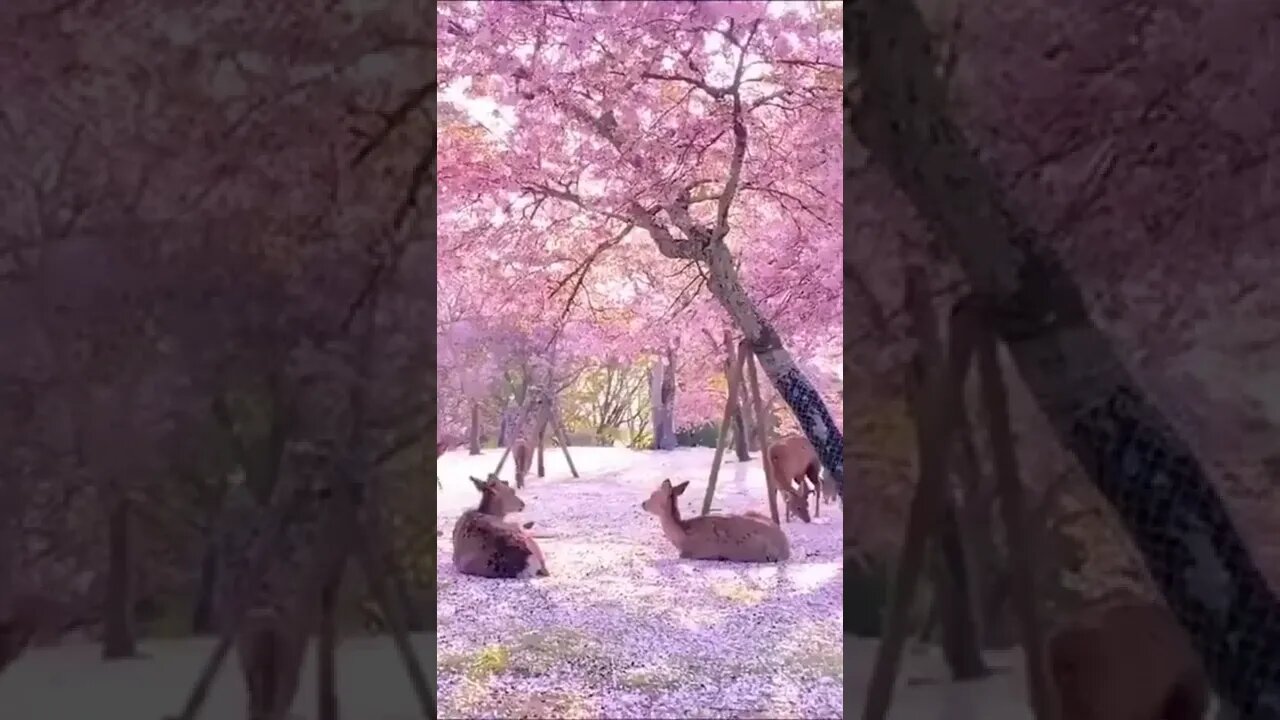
[237,612,278,720]
[268,620,308,720]
[806,463,822,517]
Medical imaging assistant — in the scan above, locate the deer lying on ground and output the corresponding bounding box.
[641,479,790,562]
[766,435,822,522]
[452,475,549,578]
[511,438,532,488]
[1047,599,1209,720]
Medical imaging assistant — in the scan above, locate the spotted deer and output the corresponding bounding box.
[641,479,790,562]
[452,475,548,578]
[767,435,822,522]
[1047,599,1209,720]
[511,439,533,488]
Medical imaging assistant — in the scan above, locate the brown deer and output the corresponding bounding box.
[236,607,308,720]
[641,479,790,562]
[1047,599,1209,720]
[511,438,532,488]
[766,435,821,522]
[452,475,549,578]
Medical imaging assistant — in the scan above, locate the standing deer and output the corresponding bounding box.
[511,438,532,488]
[1047,599,1209,720]
[452,475,548,578]
[641,479,790,562]
[766,435,822,522]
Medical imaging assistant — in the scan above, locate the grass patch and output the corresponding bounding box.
[440,644,512,679]
[781,645,843,678]
[439,628,610,680]
[619,665,683,690]
[507,627,608,676]
[709,580,766,605]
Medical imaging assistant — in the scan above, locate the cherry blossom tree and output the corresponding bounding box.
[438,1,844,486]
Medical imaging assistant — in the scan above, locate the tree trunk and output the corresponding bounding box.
[701,241,842,491]
[191,541,218,635]
[468,401,481,455]
[852,5,1280,712]
[731,404,750,461]
[318,559,344,720]
[724,335,751,461]
[649,351,678,450]
[102,496,137,659]
[536,419,547,477]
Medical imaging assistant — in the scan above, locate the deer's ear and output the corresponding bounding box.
[469,477,486,492]
[672,481,690,496]
[661,479,673,490]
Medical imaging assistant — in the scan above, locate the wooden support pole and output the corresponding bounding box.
[975,323,1055,720]
[742,341,780,524]
[862,269,978,720]
[702,346,748,516]
[550,406,580,478]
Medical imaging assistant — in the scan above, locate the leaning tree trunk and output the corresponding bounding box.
[102,494,138,659]
[700,241,844,492]
[852,4,1280,713]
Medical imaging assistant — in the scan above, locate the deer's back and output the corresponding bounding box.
[769,436,817,478]
[452,510,546,578]
[681,514,789,562]
[1048,601,1207,720]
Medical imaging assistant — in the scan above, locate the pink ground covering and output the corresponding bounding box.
[437,447,844,719]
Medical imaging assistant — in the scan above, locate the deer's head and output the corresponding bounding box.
[641,478,689,516]
[471,475,525,515]
[781,483,812,523]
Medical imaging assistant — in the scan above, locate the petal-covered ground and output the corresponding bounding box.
[437,446,845,719]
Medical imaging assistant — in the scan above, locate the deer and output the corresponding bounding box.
[766,434,822,522]
[452,475,549,578]
[1047,599,1209,720]
[510,438,533,488]
[235,606,308,720]
[640,479,790,562]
